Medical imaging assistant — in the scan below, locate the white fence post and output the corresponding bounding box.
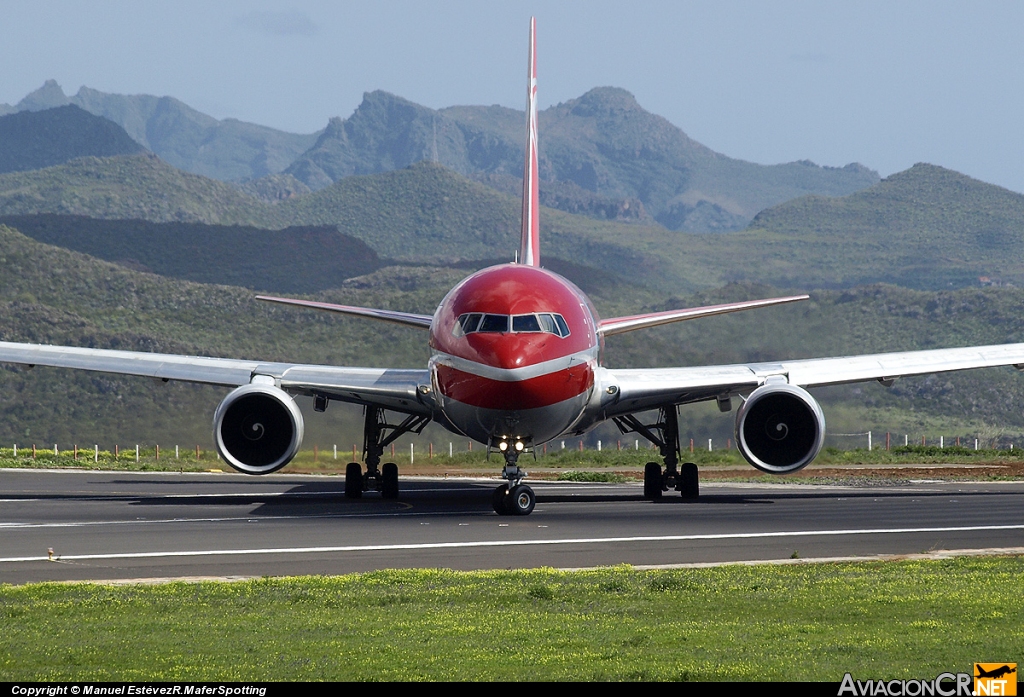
[867,431,872,451]
[410,443,414,464]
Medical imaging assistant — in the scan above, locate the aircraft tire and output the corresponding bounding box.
[643,462,663,500]
[382,462,399,499]
[492,484,511,515]
[345,462,363,498]
[509,484,536,516]
[680,462,699,499]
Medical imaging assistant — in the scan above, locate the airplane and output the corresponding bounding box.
[975,665,1016,680]
[4,18,1024,516]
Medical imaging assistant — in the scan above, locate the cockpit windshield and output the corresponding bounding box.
[453,312,570,338]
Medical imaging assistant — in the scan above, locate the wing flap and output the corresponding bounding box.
[604,342,1024,416]
[0,341,432,414]
[278,365,430,413]
[0,341,268,386]
[605,365,760,416]
[778,344,1024,388]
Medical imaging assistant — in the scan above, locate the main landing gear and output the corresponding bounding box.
[492,439,535,516]
[342,404,429,500]
[615,406,699,501]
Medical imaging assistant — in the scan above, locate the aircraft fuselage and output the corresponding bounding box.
[428,263,604,446]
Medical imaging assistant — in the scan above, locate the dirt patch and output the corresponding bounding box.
[283,461,1024,481]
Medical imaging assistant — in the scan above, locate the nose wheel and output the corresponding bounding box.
[493,483,535,515]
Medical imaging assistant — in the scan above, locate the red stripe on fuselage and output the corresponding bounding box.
[435,362,593,411]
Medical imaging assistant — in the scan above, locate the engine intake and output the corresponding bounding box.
[735,383,824,474]
[214,384,304,474]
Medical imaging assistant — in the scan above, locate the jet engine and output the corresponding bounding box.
[735,383,824,474]
[214,384,304,474]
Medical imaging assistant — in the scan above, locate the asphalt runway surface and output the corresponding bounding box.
[2,468,1024,584]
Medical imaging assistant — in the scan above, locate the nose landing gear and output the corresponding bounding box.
[492,440,535,515]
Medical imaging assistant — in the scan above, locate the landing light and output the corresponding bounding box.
[515,441,525,452]
[498,441,509,452]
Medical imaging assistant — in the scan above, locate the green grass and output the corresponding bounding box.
[555,470,630,483]
[1,559,1021,680]
[4,445,1024,476]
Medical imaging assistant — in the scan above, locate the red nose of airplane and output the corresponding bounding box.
[462,333,557,370]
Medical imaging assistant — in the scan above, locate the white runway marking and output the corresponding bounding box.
[0,487,488,503]
[2,523,1023,563]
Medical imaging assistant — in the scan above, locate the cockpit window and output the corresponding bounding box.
[455,312,569,338]
[512,314,542,332]
[554,314,570,338]
[459,313,482,333]
[477,313,509,333]
[479,313,512,333]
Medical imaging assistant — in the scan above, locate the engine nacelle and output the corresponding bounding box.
[735,383,825,474]
[214,384,304,475]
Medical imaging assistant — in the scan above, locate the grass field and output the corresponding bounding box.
[3,445,1024,482]
[1,559,1020,681]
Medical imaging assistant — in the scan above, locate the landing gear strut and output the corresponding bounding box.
[344,406,429,500]
[492,439,535,515]
[615,406,699,500]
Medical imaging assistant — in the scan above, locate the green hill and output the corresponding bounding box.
[0,153,269,224]
[0,214,383,294]
[3,223,1024,448]
[740,163,1024,289]
[0,224,442,446]
[0,105,145,174]
[285,88,879,231]
[0,157,683,290]
[3,154,1021,296]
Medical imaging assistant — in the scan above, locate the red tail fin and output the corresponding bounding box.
[519,17,540,267]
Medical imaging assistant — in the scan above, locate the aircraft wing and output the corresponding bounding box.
[255,296,434,330]
[604,342,1024,416]
[597,295,808,336]
[0,341,431,415]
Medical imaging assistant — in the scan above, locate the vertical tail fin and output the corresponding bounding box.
[519,17,540,267]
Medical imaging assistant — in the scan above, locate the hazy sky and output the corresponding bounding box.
[3,1,1022,193]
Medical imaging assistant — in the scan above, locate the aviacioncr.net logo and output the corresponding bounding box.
[838,672,972,696]
[974,663,1017,696]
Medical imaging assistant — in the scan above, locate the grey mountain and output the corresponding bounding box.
[12,80,320,182]
[0,105,146,174]
[285,88,880,231]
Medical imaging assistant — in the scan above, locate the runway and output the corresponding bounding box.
[2,468,1023,584]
